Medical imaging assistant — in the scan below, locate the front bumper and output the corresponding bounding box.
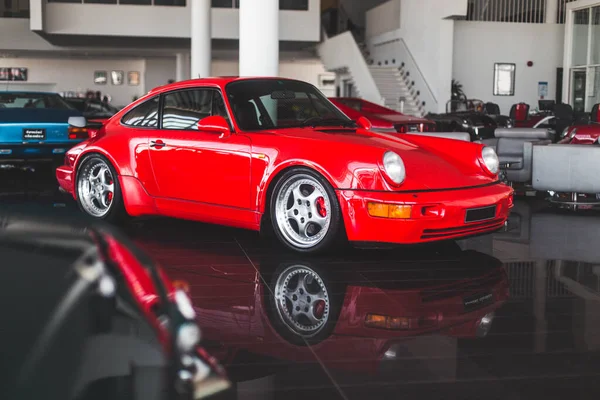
[337,182,513,244]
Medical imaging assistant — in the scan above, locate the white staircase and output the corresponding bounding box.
[368,66,424,117]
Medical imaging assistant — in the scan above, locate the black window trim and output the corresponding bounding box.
[157,86,235,132]
[119,95,161,129]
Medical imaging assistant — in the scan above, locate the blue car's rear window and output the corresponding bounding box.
[0,93,74,110]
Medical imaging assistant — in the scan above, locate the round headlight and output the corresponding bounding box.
[481,146,499,175]
[382,151,406,185]
[569,128,578,139]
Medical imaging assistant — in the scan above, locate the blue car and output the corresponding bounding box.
[0,91,88,166]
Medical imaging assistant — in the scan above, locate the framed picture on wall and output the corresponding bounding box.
[94,71,107,85]
[128,71,140,86]
[111,70,124,85]
[0,68,10,81]
[10,68,27,81]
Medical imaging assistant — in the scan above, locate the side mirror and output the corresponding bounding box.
[198,116,231,137]
[68,116,87,128]
[356,116,372,130]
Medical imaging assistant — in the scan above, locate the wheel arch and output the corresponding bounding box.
[258,161,339,231]
[75,148,123,177]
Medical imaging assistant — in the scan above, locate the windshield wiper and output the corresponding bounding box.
[299,116,357,128]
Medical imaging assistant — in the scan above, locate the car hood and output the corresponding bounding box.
[369,113,431,124]
[270,127,493,190]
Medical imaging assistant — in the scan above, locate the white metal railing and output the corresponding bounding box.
[557,0,577,23]
[467,0,547,24]
[317,31,384,105]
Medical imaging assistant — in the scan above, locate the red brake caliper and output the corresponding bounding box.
[316,197,327,218]
[313,300,325,320]
[107,177,113,203]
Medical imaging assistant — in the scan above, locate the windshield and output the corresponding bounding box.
[225,79,353,130]
[0,92,74,110]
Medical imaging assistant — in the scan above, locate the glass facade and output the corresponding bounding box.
[568,5,600,112]
[0,0,30,17]
[211,0,308,10]
[46,0,307,9]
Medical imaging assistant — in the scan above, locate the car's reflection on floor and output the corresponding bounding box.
[127,220,508,382]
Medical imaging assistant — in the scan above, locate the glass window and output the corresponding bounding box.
[591,7,600,65]
[47,0,81,2]
[0,0,30,17]
[212,0,233,7]
[493,63,516,96]
[83,0,117,3]
[161,89,227,130]
[279,0,308,10]
[120,0,151,4]
[0,93,74,109]
[226,79,352,131]
[121,97,159,128]
[154,0,186,6]
[572,8,590,66]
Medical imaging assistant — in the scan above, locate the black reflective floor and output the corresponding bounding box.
[3,168,600,399]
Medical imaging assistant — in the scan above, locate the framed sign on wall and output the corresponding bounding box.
[0,67,28,81]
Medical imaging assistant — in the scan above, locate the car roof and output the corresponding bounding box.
[148,76,305,95]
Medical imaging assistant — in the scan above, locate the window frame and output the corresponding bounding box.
[493,63,516,97]
[120,95,161,129]
[157,87,235,132]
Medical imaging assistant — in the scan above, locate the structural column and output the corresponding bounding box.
[175,53,190,82]
[239,0,279,76]
[191,0,211,79]
[546,0,559,24]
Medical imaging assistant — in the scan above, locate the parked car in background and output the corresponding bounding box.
[557,103,600,145]
[0,211,230,400]
[57,77,512,254]
[0,92,88,167]
[426,99,503,141]
[329,97,437,133]
[64,97,120,123]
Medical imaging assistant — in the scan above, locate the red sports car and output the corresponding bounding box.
[558,104,600,144]
[329,97,437,133]
[56,77,513,253]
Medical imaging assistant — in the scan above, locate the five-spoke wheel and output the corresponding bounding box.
[270,169,342,253]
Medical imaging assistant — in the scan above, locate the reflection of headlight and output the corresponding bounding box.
[177,323,201,352]
[175,289,196,320]
[382,151,406,184]
[482,147,499,175]
[561,127,570,138]
[476,312,495,338]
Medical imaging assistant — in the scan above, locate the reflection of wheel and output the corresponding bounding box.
[266,263,343,346]
[270,168,342,253]
[76,154,127,222]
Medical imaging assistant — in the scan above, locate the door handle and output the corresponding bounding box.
[150,140,165,149]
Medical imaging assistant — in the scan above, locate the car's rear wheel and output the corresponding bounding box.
[76,154,127,222]
[270,168,342,253]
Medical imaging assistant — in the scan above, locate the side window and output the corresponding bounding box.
[162,89,213,130]
[121,97,159,128]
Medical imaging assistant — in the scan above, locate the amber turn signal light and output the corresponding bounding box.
[365,313,411,330]
[367,202,412,219]
[172,280,190,294]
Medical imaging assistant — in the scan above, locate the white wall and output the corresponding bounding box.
[365,0,467,113]
[453,21,565,114]
[0,57,146,106]
[43,0,320,41]
[145,57,177,93]
[365,0,400,38]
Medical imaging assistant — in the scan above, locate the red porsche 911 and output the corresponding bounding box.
[56,77,513,253]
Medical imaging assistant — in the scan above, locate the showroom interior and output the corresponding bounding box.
[2,0,600,399]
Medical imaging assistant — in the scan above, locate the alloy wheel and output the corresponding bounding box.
[78,158,115,218]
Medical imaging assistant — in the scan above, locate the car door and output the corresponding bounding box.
[148,87,252,210]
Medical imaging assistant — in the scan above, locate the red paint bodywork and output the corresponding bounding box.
[132,236,509,375]
[330,97,436,133]
[560,124,600,145]
[57,77,513,245]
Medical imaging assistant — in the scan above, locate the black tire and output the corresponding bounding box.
[263,261,345,346]
[269,167,343,254]
[75,154,129,223]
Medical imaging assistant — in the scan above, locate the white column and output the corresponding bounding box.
[546,0,559,24]
[190,0,211,79]
[239,0,279,77]
[175,53,190,82]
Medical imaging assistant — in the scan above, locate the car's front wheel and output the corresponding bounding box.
[76,154,127,222]
[270,168,342,253]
